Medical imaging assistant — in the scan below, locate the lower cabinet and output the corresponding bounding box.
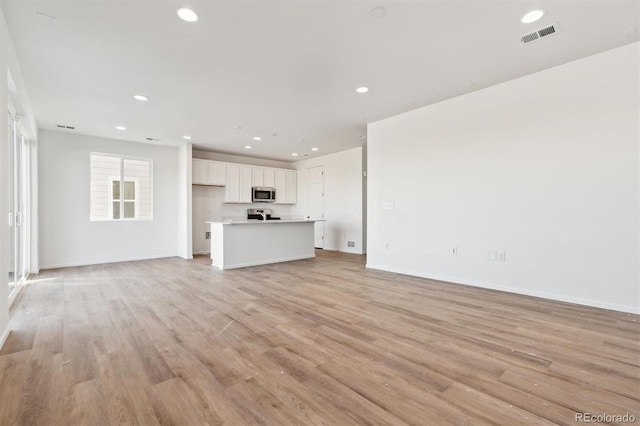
[225,164,252,203]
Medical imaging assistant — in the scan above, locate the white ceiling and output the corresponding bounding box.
[2,0,639,161]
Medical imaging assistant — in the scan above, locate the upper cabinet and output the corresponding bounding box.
[192,159,226,186]
[252,167,264,187]
[285,170,297,204]
[263,168,276,188]
[274,169,297,204]
[192,158,297,204]
[225,164,252,203]
[252,166,277,188]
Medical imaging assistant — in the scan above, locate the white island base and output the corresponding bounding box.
[207,220,317,269]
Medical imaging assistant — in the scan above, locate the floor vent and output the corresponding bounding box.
[521,23,560,44]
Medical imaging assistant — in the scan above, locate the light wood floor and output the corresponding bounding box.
[1,251,638,425]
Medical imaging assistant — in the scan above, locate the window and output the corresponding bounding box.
[90,153,152,221]
[109,178,138,219]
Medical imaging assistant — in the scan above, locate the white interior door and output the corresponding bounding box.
[307,166,324,248]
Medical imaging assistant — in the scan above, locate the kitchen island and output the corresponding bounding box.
[206,219,319,269]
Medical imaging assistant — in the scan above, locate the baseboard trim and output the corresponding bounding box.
[319,247,366,255]
[365,263,640,315]
[0,326,10,351]
[40,253,179,270]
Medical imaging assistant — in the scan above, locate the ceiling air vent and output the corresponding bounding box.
[56,124,75,130]
[146,137,160,142]
[521,23,560,44]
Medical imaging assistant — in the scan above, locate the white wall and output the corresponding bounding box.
[293,147,365,254]
[1,6,37,347]
[0,8,10,348]
[368,42,640,314]
[39,130,180,268]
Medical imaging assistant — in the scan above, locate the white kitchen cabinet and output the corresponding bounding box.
[192,159,226,186]
[274,169,287,203]
[285,170,297,204]
[192,159,209,185]
[274,169,297,204]
[263,168,275,187]
[194,158,295,203]
[225,164,252,203]
[252,167,264,187]
[208,161,226,186]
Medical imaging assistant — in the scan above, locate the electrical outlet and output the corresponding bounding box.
[347,241,355,248]
[487,251,497,261]
[383,203,394,210]
[452,247,457,255]
[205,231,211,239]
[499,252,506,262]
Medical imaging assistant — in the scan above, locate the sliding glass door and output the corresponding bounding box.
[7,112,15,297]
[7,111,26,299]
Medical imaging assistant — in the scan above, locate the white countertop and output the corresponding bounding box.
[207,219,323,225]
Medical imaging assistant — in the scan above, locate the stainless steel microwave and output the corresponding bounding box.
[252,187,276,203]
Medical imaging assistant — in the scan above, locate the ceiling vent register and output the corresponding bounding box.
[521,23,560,44]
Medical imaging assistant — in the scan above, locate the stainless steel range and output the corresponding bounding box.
[247,208,281,221]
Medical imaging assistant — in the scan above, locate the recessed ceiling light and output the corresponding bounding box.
[521,10,544,24]
[292,153,299,157]
[368,6,386,19]
[253,136,261,141]
[183,135,191,140]
[177,8,199,22]
[133,94,148,101]
[116,126,126,130]
[356,86,369,94]
[245,145,252,149]
[311,147,319,151]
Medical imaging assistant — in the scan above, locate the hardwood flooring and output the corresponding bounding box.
[0,250,638,425]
